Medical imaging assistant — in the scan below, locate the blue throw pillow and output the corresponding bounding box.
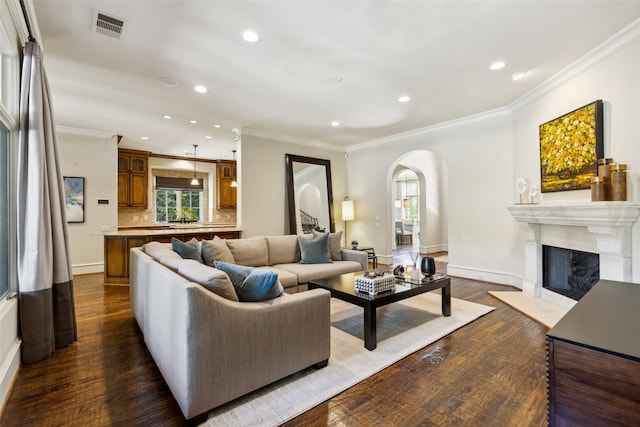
[172,237,202,263]
[214,261,284,302]
[298,232,332,264]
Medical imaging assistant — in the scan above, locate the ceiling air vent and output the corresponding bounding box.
[93,11,128,39]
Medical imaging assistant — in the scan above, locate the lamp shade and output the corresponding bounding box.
[403,198,410,208]
[342,200,354,221]
[394,199,402,208]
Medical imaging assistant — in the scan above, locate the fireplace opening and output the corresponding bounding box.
[543,245,599,301]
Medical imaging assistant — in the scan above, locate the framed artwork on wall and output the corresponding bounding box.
[539,100,603,193]
[63,176,85,223]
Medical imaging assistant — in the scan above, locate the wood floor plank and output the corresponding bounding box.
[0,253,548,426]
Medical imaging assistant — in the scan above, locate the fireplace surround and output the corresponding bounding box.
[508,202,640,307]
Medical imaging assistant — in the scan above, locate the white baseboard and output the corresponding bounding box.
[72,262,104,276]
[420,244,448,254]
[447,264,522,288]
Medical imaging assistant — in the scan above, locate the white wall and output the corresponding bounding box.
[57,129,118,275]
[240,130,346,238]
[348,110,516,283]
[511,22,640,282]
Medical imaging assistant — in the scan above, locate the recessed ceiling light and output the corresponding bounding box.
[511,72,527,81]
[157,76,179,86]
[140,136,149,140]
[331,121,340,127]
[490,61,506,71]
[163,115,171,119]
[242,30,261,43]
[398,95,411,103]
[194,85,207,93]
[190,120,197,124]
[205,135,213,139]
[214,124,221,128]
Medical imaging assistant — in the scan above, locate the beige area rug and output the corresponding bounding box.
[488,291,568,328]
[203,293,494,426]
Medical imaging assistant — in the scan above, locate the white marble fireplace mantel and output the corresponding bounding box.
[507,202,640,229]
[507,202,640,306]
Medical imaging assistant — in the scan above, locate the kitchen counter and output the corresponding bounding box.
[106,225,242,236]
[104,225,243,284]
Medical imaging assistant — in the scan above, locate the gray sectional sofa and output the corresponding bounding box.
[129,234,368,421]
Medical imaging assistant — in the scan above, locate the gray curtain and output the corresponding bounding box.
[17,41,77,364]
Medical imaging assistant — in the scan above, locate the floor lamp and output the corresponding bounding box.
[342,197,354,247]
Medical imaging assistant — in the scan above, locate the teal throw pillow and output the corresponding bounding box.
[298,232,332,264]
[214,261,284,302]
[172,237,202,263]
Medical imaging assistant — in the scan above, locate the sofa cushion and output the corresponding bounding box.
[226,237,268,267]
[276,260,363,283]
[265,235,301,265]
[312,230,343,261]
[298,233,332,264]
[214,261,284,302]
[171,237,202,263]
[256,266,299,289]
[142,241,184,271]
[178,260,239,301]
[201,235,235,266]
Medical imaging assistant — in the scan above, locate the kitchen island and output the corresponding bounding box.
[104,225,242,284]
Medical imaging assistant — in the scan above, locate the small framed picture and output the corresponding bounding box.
[63,176,85,223]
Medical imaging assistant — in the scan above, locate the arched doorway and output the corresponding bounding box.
[388,150,448,258]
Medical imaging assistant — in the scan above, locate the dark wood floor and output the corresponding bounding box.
[1,250,548,426]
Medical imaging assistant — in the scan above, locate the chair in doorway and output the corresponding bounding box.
[395,221,413,245]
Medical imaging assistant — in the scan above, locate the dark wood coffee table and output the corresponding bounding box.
[308,272,451,350]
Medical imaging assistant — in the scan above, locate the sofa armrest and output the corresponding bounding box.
[183,287,331,417]
[340,248,368,270]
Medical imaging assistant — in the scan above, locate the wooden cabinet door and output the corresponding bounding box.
[104,236,147,284]
[219,180,232,208]
[129,173,147,208]
[118,155,129,172]
[118,172,129,207]
[130,156,146,173]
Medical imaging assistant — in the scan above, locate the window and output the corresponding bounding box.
[0,122,7,297]
[155,176,203,222]
[397,170,419,222]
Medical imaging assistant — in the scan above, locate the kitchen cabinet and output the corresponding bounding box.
[118,148,149,208]
[216,160,236,208]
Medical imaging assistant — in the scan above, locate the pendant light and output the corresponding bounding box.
[394,177,402,208]
[190,144,199,186]
[403,169,410,208]
[230,150,237,187]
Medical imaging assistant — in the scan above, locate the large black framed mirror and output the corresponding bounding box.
[285,154,335,235]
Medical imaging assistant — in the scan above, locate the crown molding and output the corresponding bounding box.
[56,125,115,139]
[241,127,345,152]
[510,17,640,111]
[347,107,511,153]
[349,18,640,153]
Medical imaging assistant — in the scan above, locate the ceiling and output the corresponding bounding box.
[29,1,640,160]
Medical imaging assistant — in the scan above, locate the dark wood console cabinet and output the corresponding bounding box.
[546,279,640,426]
